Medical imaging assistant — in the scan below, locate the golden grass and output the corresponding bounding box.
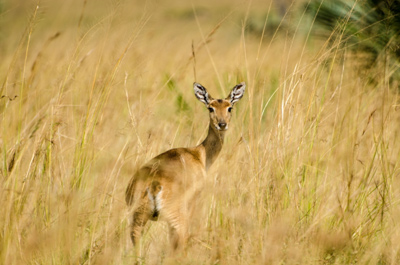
[1,0,400,264]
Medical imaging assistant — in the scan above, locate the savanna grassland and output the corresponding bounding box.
[1,0,400,264]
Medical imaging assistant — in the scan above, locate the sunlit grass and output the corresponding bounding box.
[1,0,400,264]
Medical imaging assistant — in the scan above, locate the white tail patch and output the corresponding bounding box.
[155,188,163,212]
[147,185,163,218]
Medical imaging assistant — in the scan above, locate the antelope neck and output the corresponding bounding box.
[199,123,225,170]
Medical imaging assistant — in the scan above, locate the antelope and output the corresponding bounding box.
[125,82,245,253]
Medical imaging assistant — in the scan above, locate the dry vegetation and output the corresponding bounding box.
[1,0,400,264]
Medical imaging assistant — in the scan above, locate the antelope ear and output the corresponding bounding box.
[226,82,246,105]
[193,83,212,105]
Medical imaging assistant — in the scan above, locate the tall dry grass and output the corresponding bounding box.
[1,0,400,264]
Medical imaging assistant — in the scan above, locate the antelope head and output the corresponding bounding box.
[194,82,246,132]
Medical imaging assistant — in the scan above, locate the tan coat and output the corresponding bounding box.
[125,82,245,252]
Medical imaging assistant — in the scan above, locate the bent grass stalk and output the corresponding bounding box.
[1,1,400,264]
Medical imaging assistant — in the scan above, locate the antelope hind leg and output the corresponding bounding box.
[130,204,150,258]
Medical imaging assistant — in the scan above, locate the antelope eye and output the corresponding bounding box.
[228,107,233,113]
[208,107,214,113]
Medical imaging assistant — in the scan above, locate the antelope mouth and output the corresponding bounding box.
[215,125,228,131]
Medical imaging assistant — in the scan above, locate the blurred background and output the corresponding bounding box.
[1,0,400,264]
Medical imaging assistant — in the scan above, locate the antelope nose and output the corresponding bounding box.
[218,122,227,129]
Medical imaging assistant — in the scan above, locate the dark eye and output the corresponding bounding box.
[228,107,233,113]
[208,107,214,113]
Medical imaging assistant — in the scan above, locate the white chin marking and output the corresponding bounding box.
[215,125,228,131]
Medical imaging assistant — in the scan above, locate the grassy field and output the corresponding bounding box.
[1,0,400,264]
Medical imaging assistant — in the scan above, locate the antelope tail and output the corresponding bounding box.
[146,181,163,219]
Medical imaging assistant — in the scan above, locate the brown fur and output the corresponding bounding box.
[125,82,245,255]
